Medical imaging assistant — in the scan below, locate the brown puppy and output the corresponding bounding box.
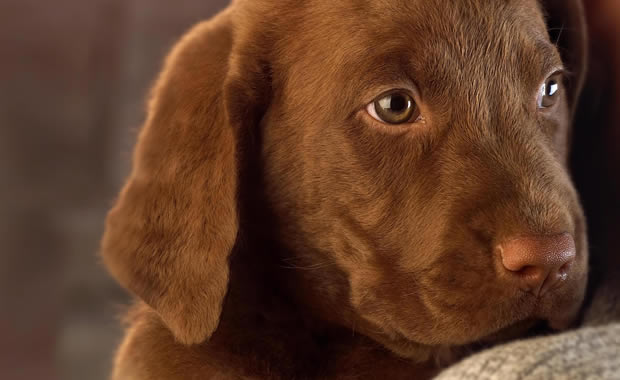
[102,0,589,378]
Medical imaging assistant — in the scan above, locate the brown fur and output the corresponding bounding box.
[102,0,589,378]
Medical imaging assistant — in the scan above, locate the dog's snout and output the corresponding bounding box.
[496,233,576,297]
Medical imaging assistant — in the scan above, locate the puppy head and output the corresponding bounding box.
[102,0,589,360]
[259,0,589,357]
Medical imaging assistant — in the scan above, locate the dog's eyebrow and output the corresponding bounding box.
[347,52,419,98]
[343,36,564,110]
[535,38,565,74]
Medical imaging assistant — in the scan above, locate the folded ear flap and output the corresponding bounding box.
[541,0,588,109]
[102,11,269,345]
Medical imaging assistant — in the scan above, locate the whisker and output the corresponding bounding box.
[552,23,565,45]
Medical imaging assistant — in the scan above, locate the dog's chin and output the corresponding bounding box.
[464,291,586,349]
[485,292,585,342]
[377,315,577,367]
[476,318,540,343]
[373,292,585,366]
[377,320,536,365]
[478,302,583,347]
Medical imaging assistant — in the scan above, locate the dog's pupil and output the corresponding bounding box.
[390,95,407,112]
[547,80,558,97]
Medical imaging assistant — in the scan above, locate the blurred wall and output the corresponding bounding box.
[0,1,228,379]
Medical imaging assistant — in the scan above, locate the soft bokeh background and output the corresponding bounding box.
[0,1,618,380]
[1,1,228,379]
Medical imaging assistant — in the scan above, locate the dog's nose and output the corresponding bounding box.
[497,233,576,296]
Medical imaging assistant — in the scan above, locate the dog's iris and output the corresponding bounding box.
[538,76,561,108]
[372,91,419,124]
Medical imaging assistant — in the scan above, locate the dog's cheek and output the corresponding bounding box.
[537,100,572,164]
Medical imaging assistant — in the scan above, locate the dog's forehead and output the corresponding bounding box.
[361,0,546,29]
[318,0,553,72]
[273,0,562,116]
[301,0,549,37]
[367,0,556,96]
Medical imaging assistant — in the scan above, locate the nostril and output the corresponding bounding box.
[510,265,547,294]
[552,257,575,283]
[497,233,576,296]
[558,259,574,276]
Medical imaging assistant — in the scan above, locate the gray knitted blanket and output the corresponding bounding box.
[437,276,620,379]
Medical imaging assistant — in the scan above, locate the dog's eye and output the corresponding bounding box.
[367,91,420,124]
[537,75,562,108]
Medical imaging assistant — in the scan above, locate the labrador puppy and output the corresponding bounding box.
[102,0,589,378]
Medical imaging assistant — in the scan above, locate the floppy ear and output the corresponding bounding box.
[541,0,588,109]
[101,9,270,345]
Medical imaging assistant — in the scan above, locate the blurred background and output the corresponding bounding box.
[0,1,618,380]
[1,1,228,379]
